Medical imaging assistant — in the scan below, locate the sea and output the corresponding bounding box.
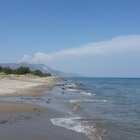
[0,77,140,140]
[51,77,140,140]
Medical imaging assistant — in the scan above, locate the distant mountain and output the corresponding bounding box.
[0,62,79,77]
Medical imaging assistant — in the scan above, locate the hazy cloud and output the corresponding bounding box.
[20,35,140,63]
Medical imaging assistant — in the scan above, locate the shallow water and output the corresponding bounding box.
[59,77,140,140]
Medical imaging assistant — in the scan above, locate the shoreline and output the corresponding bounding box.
[0,106,88,140]
[0,76,89,140]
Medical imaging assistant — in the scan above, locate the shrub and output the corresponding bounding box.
[16,66,31,75]
[32,70,43,77]
[32,70,51,77]
[2,67,13,74]
[0,66,51,77]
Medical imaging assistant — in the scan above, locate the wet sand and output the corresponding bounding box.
[0,102,40,114]
[0,108,88,140]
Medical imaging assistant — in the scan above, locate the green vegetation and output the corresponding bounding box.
[32,70,51,77]
[16,66,31,75]
[1,67,13,74]
[0,66,51,77]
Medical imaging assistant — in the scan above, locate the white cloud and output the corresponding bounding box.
[20,35,140,63]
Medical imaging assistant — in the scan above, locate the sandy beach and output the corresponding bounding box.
[0,74,89,140]
[0,74,55,126]
[0,74,57,96]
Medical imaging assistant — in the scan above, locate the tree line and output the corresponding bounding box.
[0,66,51,77]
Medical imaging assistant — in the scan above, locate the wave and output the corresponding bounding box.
[65,83,77,88]
[80,91,96,96]
[69,99,108,103]
[51,117,100,140]
[66,88,79,92]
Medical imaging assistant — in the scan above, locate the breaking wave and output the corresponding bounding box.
[51,117,101,140]
[80,91,96,96]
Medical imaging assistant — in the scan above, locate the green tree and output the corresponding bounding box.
[16,66,31,74]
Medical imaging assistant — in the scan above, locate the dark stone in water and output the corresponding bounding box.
[46,101,50,104]
[62,87,65,90]
[46,98,52,104]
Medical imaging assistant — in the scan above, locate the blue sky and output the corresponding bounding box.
[0,0,140,77]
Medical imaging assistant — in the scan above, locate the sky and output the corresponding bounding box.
[0,0,140,77]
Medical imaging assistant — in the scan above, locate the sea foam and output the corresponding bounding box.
[69,99,108,103]
[51,117,98,140]
[66,88,79,92]
[80,91,96,96]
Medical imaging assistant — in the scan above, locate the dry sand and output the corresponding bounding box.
[0,74,57,96]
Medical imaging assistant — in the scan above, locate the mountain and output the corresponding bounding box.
[0,62,79,77]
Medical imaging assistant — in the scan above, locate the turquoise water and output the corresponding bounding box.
[63,77,140,140]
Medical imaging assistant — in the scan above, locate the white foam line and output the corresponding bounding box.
[69,99,108,103]
[80,91,96,96]
[66,88,79,92]
[51,117,97,140]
